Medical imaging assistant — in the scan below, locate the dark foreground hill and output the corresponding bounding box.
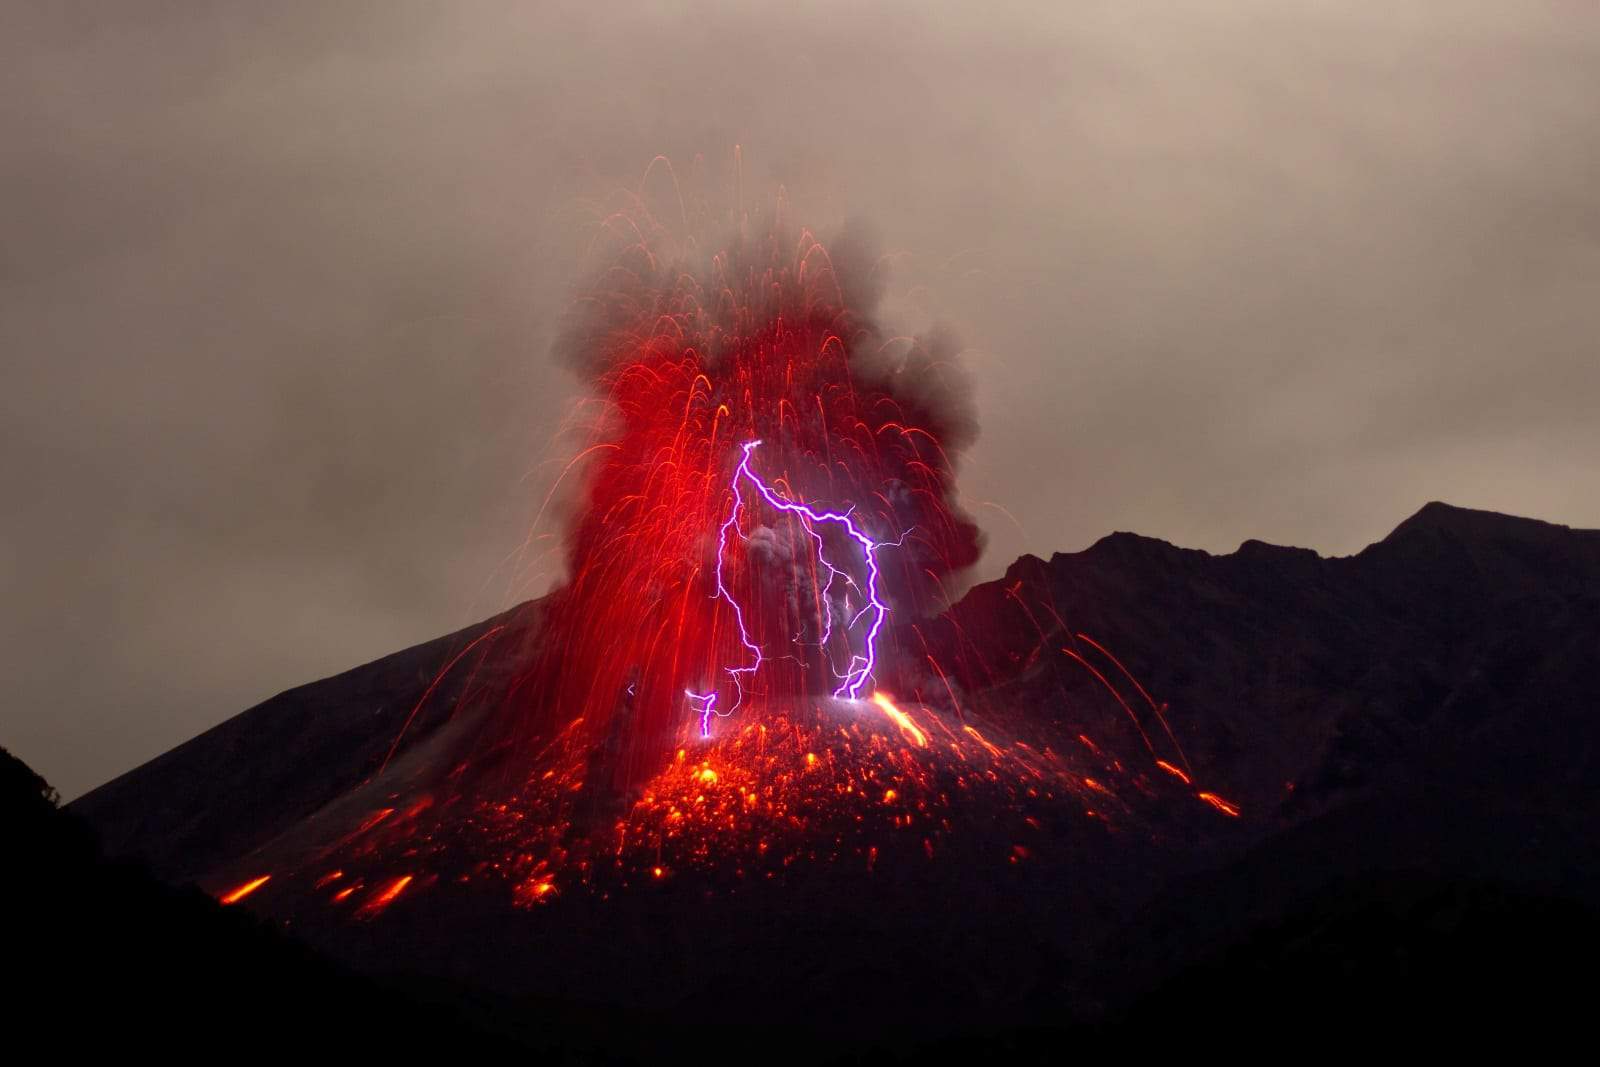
[15,740,1598,1058]
[38,502,1600,1054]
[4,745,519,1055]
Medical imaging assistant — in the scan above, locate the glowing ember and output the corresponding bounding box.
[1155,760,1192,786]
[1198,792,1241,817]
[870,692,928,748]
[240,159,1248,920]
[219,874,270,905]
[359,875,413,915]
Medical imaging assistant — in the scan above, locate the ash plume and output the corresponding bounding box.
[519,170,984,783]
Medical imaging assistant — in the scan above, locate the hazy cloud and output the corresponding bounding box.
[4,1,1597,797]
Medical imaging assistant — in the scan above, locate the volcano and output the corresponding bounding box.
[65,501,1600,1048]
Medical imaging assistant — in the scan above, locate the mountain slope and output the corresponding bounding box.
[936,501,1600,821]
[71,600,545,883]
[66,502,1600,1035]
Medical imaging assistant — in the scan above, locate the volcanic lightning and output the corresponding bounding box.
[215,156,1245,920]
[690,438,899,737]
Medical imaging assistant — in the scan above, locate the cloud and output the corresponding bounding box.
[3,1,1597,797]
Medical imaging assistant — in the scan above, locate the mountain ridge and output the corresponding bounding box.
[59,499,1600,1037]
[71,499,1597,885]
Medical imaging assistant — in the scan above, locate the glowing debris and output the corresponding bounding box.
[219,875,270,905]
[1155,760,1192,786]
[869,692,928,748]
[359,875,413,915]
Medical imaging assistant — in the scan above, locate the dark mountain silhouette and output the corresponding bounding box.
[5,744,523,1055]
[68,600,545,885]
[48,501,1600,1052]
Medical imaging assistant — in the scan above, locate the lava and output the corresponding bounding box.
[497,159,983,802]
[1198,792,1241,817]
[870,692,928,748]
[221,157,1247,920]
[359,875,413,916]
[219,874,270,905]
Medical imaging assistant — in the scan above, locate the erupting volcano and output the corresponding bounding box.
[157,163,1235,924]
[688,436,902,734]
[520,173,984,791]
[22,5,1600,1048]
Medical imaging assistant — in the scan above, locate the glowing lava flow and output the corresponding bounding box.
[219,874,270,905]
[870,692,928,748]
[688,439,897,737]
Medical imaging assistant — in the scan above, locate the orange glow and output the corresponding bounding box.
[383,695,1170,899]
[219,875,270,905]
[869,692,928,748]
[401,796,435,820]
[1076,632,1190,772]
[284,684,1233,912]
[514,876,558,905]
[1060,647,1153,754]
[359,875,413,915]
[354,807,396,835]
[314,870,344,888]
[1155,760,1192,786]
[963,725,1004,759]
[1198,792,1241,817]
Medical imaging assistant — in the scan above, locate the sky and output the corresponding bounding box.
[4,1,1598,799]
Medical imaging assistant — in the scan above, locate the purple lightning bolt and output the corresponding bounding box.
[687,439,895,737]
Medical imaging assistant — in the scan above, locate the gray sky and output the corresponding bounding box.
[4,1,1598,800]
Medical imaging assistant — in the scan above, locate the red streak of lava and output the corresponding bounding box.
[254,157,1251,920]
[870,692,928,748]
[219,875,270,905]
[359,875,413,915]
[1156,760,1192,786]
[1198,792,1241,817]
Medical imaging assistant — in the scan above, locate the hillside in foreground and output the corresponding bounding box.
[52,502,1600,1052]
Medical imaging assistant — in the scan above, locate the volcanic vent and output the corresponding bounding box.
[101,171,1232,927]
